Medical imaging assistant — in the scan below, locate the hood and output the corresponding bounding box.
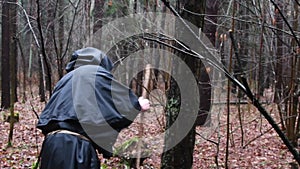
[65,47,113,72]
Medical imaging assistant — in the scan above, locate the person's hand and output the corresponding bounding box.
[138,97,150,112]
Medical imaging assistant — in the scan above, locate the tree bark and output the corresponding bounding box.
[57,0,65,79]
[36,0,52,97]
[1,0,18,145]
[203,0,218,46]
[161,0,208,168]
[1,0,11,109]
[274,1,283,104]
[93,0,105,34]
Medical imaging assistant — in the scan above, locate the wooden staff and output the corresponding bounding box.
[136,64,152,169]
[141,64,152,98]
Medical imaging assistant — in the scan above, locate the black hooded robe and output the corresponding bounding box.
[37,47,141,169]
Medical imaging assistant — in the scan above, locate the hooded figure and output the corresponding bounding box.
[37,47,150,169]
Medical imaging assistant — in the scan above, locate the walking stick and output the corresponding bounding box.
[136,64,152,169]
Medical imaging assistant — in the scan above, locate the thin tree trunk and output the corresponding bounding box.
[274,1,283,104]
[57,0,65,79]
[16,38,27,102]
[203,0,218,46]
[287,0,299,147]
[257,3,265,97]
[10,0,17,103]
[36,0,52,96]
[93,0,104,34]
[7,0,18,146]
[1,0,11,109]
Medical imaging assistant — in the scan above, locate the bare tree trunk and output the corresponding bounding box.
[203,0,218,46]
[10,0,17,104]
[201,0,218,126]
[1,0,11,109]
[18,0,35,102]
[225,2,236,168]
[3,0,18,146]
[237,0,249,97]
[38,53,46,102]
[93,0,104,34]
[274,1,283,104]
[57,0,65,79]
[287,0,299,147]
[36,0,52,97]
[161,0,207,168]
[257,3,265,97]
[16,38,27,102]
[294,1,300,145]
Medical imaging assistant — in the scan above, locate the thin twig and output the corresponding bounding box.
[242,127,273,148]
[196,132,218,145]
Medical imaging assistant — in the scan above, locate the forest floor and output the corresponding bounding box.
[0,89,297,169]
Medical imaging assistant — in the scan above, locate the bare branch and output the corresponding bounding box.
[9,2,40,49]
[61,0,81,59]
[270,0,300,47]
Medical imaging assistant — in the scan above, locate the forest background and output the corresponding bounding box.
[0,0,300,168]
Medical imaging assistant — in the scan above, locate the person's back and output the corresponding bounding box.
[37,47,150,169]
